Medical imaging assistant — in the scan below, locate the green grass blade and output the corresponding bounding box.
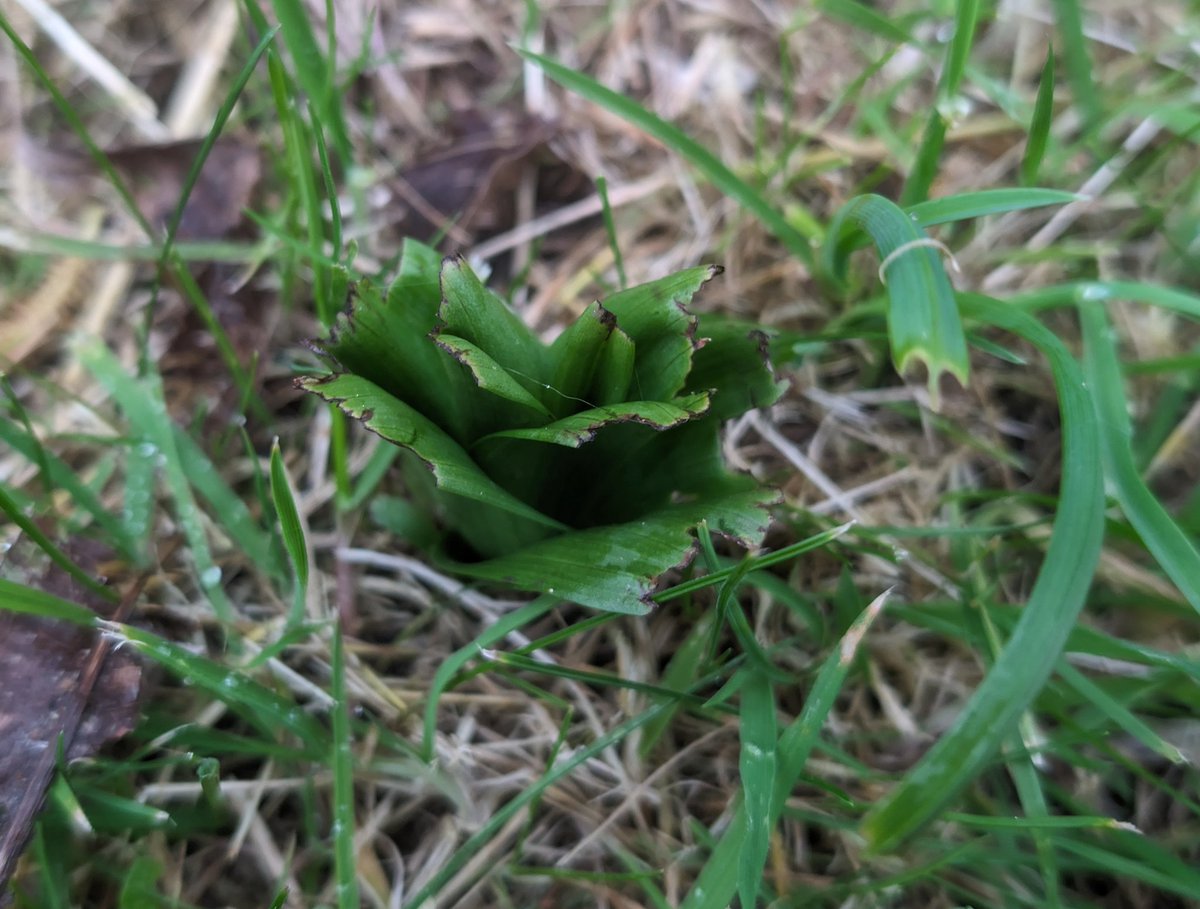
[596,175,627,289]
[907,188,1078,227]
[157,26,278,271]
[824,194,970,405]
[173,426,283,580]
[940,0,980,101]
[0,577,100,624]
[122,436,157,558]
[814,0,914,45]
[269,0,351,166]
[404,675,711,909]
[1056,661,1187,764]
[421,596,557,760]
[270,439,310,626]
[1022,45,1056,185]
[1051,0,1101,131]
[76,340,235,621]
[330,623,359,908]
[0,15,152,239]
[900,110,947,206]
[680,588,890,909]
[737,667,777,909]
[656,521,853,603]
[103,620,328,754]
[900,0,979,205]
[860,294,1105,852]
[1078,301,1200,614]
[0,417,142,563]
[1005,740,1063,908]
[0,483,115,601]
[1052,833,1200,900]
[517,48,814,266]
[1011,280,1200,318]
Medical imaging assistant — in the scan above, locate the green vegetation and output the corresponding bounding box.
[2,1,1198,907]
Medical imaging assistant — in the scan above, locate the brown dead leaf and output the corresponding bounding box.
[388,112,587,251]
[106,137,262,241]
[0,539,143,897]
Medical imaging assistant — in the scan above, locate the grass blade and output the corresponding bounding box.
[1078,301,1200,614]
[0,483,115,601]
[517,48,814,266]
[330,623,359,908]
[0,415,142,564]
[907,188,1078,227]
[737,667,777,908]
[0,577,99,624]
[269,0,351,166]
[861,294,1105,851]
[270,439,310,626]
[76,340,235,621]
[1051,0,1101,131]
[1022,45,1057,185]
[900,0,979,205]
[421,596,557,760]
[681,588,891,909]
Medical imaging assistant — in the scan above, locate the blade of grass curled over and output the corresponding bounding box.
[823,193,970,407]
[860,294,1104,852]
[1078,301,1200,614]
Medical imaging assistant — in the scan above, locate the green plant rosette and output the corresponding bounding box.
[299,239,785,613]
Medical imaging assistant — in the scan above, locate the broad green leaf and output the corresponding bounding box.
[439,256,550,390]
[824,193,970,406]
[300,372,566,555]
[603,266,716,401]
[450,489,774,614]
[687,317,787,419]
[907,188,1078,227]
[547,301,627,414]
[319,240,479,444]
[477,393,710,448]
[859,294,1104,851]
[590,320,637,405]
[434,334,554,422]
